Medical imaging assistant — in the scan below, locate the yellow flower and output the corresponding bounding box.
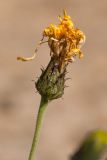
[17,10,85,71]
[43,10,86,66]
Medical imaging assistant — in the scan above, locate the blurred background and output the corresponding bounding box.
[0,0,107,159]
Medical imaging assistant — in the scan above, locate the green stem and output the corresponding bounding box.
[28,96,48,160]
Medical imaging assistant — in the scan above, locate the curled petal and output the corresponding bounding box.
[17,53,36,62]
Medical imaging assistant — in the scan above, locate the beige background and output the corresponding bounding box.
[0,0,107,159]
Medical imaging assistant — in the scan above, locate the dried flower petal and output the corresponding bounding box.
[43,10,86,71]
[17,53,36,62]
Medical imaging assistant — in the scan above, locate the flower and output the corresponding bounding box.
[17,10,85,72]
[18,11,86,160]
[36,11,85,100]
[17,10,86,100]
[43,10,86,71]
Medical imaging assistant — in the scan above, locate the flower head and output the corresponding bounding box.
[17,11,86,100]
[17,10,85,72]
[36,10,86,100]
[43,10,86,71]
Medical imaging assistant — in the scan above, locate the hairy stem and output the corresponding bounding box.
[28,96,48,160]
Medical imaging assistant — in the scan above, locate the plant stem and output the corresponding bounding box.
[28,96,48,160]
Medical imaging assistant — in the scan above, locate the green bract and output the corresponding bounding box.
[36,57,66,101]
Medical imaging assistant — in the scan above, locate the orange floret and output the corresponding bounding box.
[43,10,86,70]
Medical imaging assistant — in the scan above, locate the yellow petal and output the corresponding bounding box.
[63,9,67,16]
[79,51,84,59]
[17,53,36,62]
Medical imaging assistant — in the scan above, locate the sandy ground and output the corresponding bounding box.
[0,0,107,159]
